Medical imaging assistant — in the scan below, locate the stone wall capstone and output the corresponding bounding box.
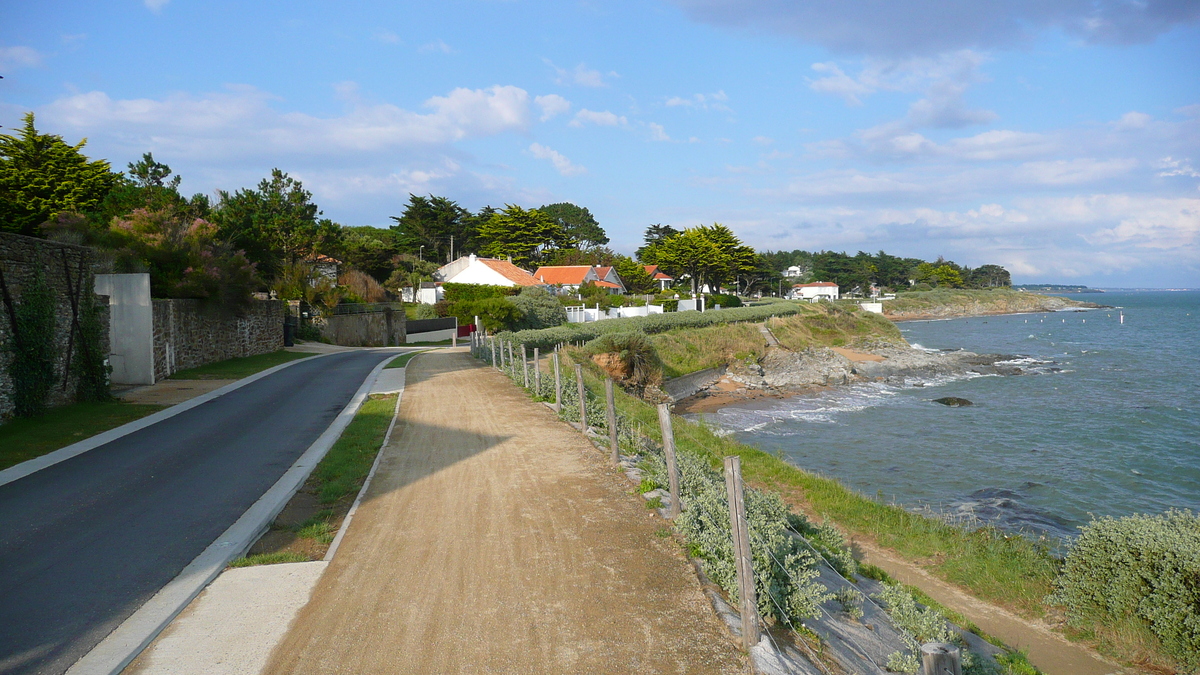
[152,299,284,380]
[0,232,110,420]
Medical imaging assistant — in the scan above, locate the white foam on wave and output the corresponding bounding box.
[908,342,941,353]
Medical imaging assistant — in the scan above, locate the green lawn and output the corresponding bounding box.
[169,350,313,380]
[0,401,165,471]
[385,351,426,369]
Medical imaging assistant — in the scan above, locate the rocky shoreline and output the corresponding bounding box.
[883,293,1106,322]
[673,341,1043,414]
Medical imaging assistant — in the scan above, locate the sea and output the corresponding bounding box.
[690,291,1200,542]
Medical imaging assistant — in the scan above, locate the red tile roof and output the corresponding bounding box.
[478,258,541,286]
[532,266,594,285]
[593,280,621,289]
[644,265,673,280]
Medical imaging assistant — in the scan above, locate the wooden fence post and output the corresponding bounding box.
[507,341,514,370]
[656,403,681,519]
[574,364,587,430]
[921,643,962,675]
[553,352,562,412]
[723,455,759,651]
[605,378,618,463]
[490,337,497,368]
[522,345,529,387]
[534,347,541,392]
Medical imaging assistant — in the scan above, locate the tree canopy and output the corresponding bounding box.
[476,204,571,267]
[0,113,117,236]
[538,202,607,248]
[389,194,474,263]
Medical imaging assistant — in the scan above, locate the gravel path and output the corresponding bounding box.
[264,349,749,674]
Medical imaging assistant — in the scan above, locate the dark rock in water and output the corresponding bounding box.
[933,396,973,407]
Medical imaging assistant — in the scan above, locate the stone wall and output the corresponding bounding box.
[319,308,405,347]
[152,299,284,380]
[0,232,110,420]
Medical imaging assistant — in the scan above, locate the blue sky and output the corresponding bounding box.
[2,0,1198,286]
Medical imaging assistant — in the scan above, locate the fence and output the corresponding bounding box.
[466,333,976,674]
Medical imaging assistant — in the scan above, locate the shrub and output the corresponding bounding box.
[413,303,438,320]
[441,282,517,302]
[447,297,522,333]
[1049,509,1200,668]
[705,293,742,308]
[507,286,567,330]
[338,269,388,302]
[3,267,57,417]
[581,331,662,385]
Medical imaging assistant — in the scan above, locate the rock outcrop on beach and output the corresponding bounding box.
[881,288,1105,322]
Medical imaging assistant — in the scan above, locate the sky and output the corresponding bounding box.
[2,0,1199,287]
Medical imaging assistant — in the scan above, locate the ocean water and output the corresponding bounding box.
[692,291,1200,541]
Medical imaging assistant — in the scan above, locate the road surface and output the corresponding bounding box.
[264,350,749,674]
[0,349,393,675]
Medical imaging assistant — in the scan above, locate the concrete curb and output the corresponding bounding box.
[63,352,399,675]
[0,353,333,489]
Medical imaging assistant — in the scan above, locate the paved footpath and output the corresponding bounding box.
[0,350,393,675]
[264,349,749,674]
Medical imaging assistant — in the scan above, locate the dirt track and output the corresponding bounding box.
[264,349,749,674]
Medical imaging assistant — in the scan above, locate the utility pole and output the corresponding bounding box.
[450,235,454,263]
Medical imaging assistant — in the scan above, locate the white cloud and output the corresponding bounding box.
[144,0,169,13]
[751,136,774,145]
[1012,158,1138,186]
[945,130,1058,161]
[1157,157,1200,179]
[569,109,627,128]
[1176,104,1200,118]
[528,142,586,176]
[418,40,455,54]
[534,94,571,121]
[664,90,730,111]
[545,60,612,87]
[1113,111,1152,130]
[39,84,532,160]
[809,63,872,105]
[372,31,401,45]
[647,122,671,141]
[0,46,43,73]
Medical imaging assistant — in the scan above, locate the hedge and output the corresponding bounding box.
[496,301,810,350]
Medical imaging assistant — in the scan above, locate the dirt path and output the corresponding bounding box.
[263,349,749,675]
[855,542,1129,675]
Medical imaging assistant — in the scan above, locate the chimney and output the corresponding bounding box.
[507,255,513,263]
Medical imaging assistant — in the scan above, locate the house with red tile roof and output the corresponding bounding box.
[643,265,674,291]
[435,254,542,288]
[789,281,839,301]
[532,265,626,294]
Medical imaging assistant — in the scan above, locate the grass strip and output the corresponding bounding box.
[229,392,398,567]
[0,400,165,471]
[309,393,397,504]
[168,350,312,380]
[385,350,427,369]
[572,355,1059,618]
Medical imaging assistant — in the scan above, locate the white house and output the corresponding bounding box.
[643,265,674,291]
[435,254,542,288]
[790,281,839,301]
[784,265,805,278]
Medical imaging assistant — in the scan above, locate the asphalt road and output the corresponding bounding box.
[0,350,393,675]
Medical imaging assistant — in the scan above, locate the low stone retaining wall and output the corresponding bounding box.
[319,309,405,347]
[152,299,284,380]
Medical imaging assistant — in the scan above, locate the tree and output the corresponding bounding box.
[538,202,607,247]
[213,169,327,279]
[652,228,724,295]
[696,224,755,292]
[0,113,117,236]
[128,152,181,191]
[966,264,1011,288]
[389,194,474,263]
[475,205,570,267]
[635,223,679,263]
[613,255,656,294]
[336,226,401,282]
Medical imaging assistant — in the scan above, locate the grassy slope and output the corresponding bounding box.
[649,303,905,379]
[883,288,1090,320]
[169,350,312,380]
[0,400,165,470]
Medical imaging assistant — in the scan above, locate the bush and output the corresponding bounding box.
[497,301,807,350]
[705,293,742,308]
[1049,509,1200,668]
[581,331,662,385]
[413,303,438,320]
[507,286,567,330]
[446,297,522,333]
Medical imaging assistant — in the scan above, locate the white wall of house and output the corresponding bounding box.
[94,273,155,385]
[437,254,524,287]
[792,285,839,301]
